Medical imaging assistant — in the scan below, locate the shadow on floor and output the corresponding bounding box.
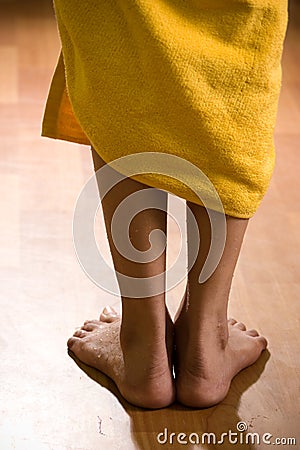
[68,348,270,450]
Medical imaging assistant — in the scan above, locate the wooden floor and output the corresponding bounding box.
[0,1,299,449]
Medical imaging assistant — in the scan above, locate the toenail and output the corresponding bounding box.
[67,339,74,348]
[103,305,115,314]
[235,322,246,330]
[84,320,93,325]
[74,330,84,337]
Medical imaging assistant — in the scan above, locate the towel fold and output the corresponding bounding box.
[42,0,288,218]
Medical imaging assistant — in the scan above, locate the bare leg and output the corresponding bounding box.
[175,203,267,408]
[68,148,175,409]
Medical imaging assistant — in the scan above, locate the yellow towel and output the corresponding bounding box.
[42,0,288,218]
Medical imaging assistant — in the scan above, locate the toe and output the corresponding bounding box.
[228,318,237,325]
[67,336,81,349]
[234,322,247,331]
[84,319,101,325]
[256,335,268,349]
[246,329,259,337]
[81,322,100,331]
[74,329,88,337]
[100,305,120,323]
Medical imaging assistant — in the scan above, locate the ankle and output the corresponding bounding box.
[177,311,229,350]
[120,321,166,350]
[120,298,167,346]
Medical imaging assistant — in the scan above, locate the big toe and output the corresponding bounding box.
[255,335,268,350]
[67,336,82,350]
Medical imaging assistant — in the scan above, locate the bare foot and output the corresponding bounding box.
[175,302,268,408]
[67,306,175,409]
